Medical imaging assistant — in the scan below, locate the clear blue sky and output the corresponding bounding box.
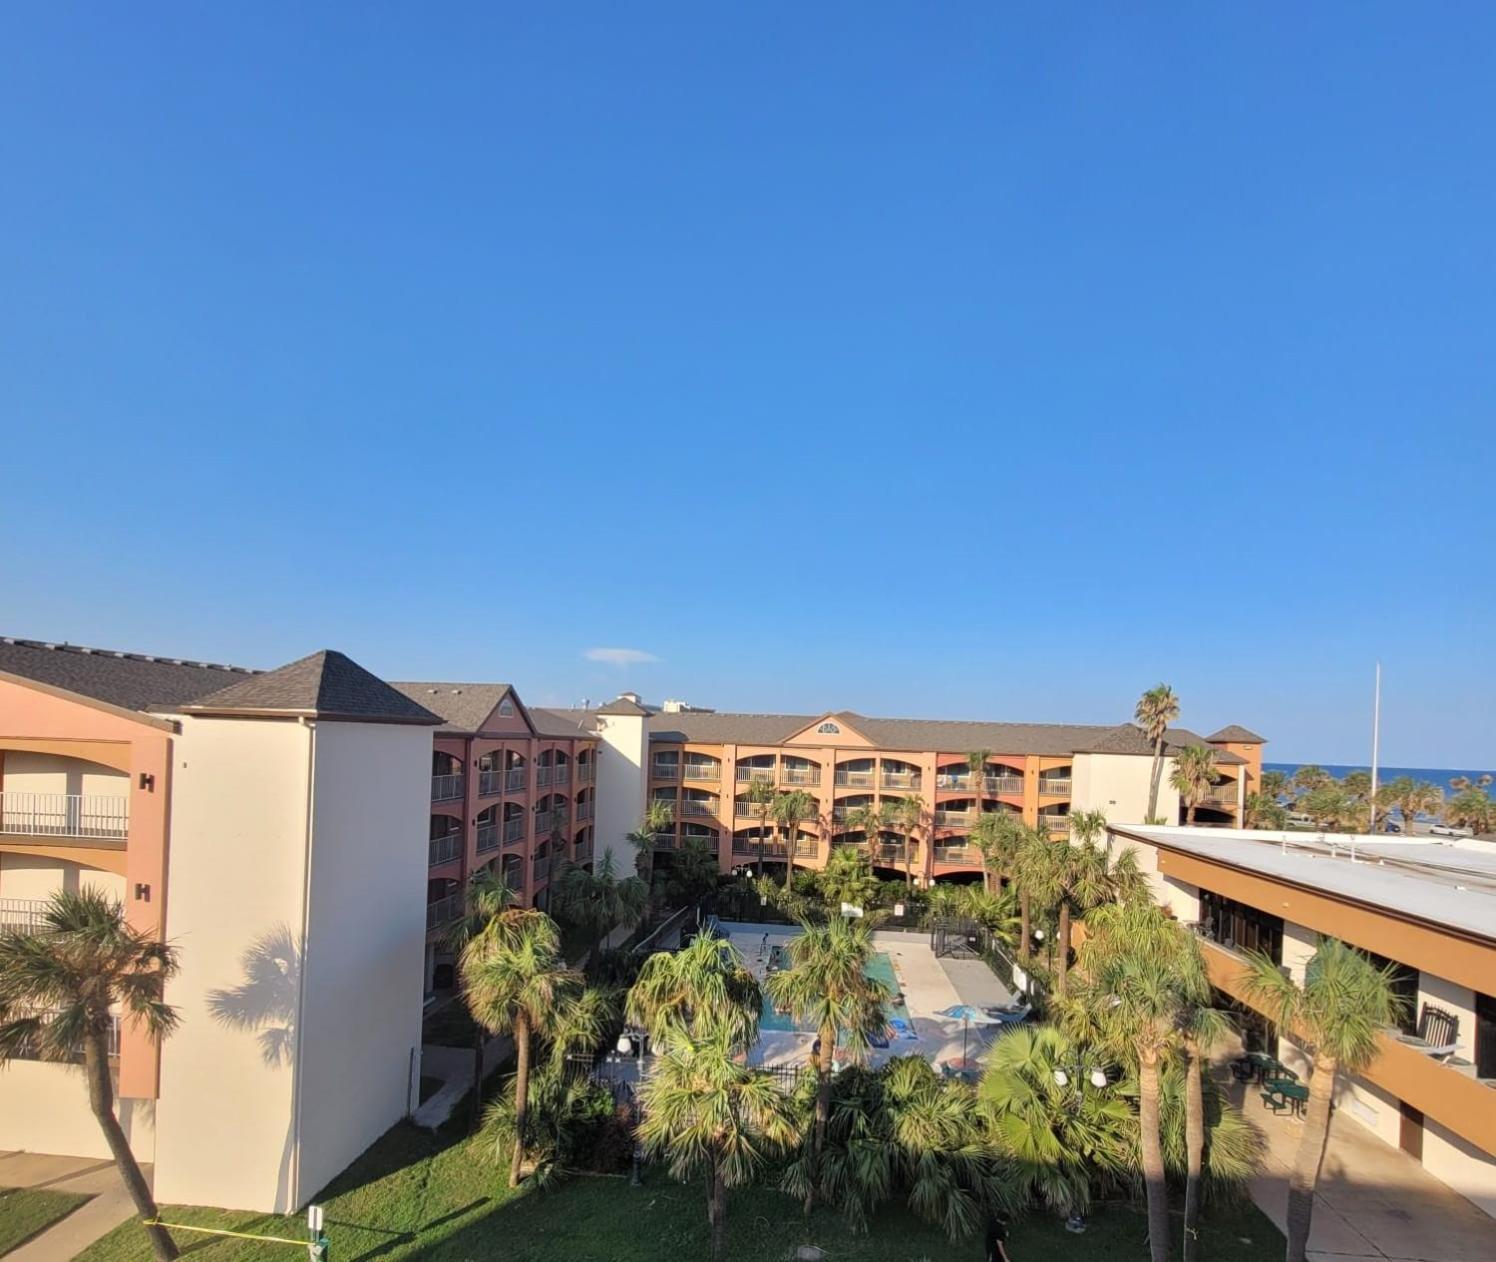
[1,5,1492,767]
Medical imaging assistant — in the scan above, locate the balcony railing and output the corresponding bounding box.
[735,765,776,783]
[426,894,461,930]
[935,773,974,790]
[834,770,875,787]
[476,823,500,853]
[680,799,718,817]
[985,775,1024,795]
[1038,778,1072,797]
[1039,814,1070,835]
[550,808,570,833]
[933,844,980,864]
[431,774,464,803]
[576,800,594,821]
[506,767,527,793]
[933,809,975,827]
[653,833,678,850]
[871,841,914,863]
[532,854,551,881]
[0,898,51,933]
[735,801,767,818]
[429,833,462,867]
[879,771,922,790]
[1200,783,1240,807]
[504,816,526,844]
[653,762,682,780]
[534,810,554,835]
[536,766,554,788]
[478,770,503,797]
[782,767,820,786]
[577,762,596,784]
[679,763,717,782]
[553,766,571,787]
[0,792,129,840]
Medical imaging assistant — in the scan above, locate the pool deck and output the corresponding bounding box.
[720,922,1018,1073]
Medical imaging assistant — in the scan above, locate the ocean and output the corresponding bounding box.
[1264,763,1493,789]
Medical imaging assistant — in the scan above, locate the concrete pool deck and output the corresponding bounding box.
[719,922,1018,1073]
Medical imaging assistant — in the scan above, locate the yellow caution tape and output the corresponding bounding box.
[145,1221,311,1247]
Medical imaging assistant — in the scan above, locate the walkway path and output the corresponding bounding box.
[1233,1080,1496,1261]
[0,1151,137,1262]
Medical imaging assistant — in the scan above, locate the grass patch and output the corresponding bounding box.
[75,1116,1281,1262]
[0,1186,92,1256]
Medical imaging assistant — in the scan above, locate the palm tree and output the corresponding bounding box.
[626,933,762,1050]
[971,810,1025,896]
[1080,900,1207,1262]
[772,788,817,889]
[1245,791,1289,829]
[1135,685,1180,823]
[628,799,675,890]
[1241,939,1405,1262]
[1290,764,1331,796]
[747,776,777,877]
[1048,812,1145,998]
[447,868,520,1132]
[459,907,582,1186]
[1009,823,1058,964]
[637,1029,799,1262]
[978,1024,1133,1222]
[966,749,992,822]
[886,793,923,891]
[817,840,880,912]
[0,891,181,1262]
[1376,776,1443,836]
[1170,745,1219,825]
[548,851,648,963]
[1444,775,1494,833]
[1299,783,1362,832]
[766,917,890,1175]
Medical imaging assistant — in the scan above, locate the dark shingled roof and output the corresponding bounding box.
[181,651,440,724]
[1206,724,1266,744]
[0,635,259,712]
[597,696,651,717]
[533,708,600,739]
[389,682,517,734]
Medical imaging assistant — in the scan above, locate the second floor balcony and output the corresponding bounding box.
[478,770,503,797]
[933,808,976,828]
[506,767,527,793]
[503,816,526,844]
[984,774,1025,795]
[428,833,462,867]
[431,774,464,803]
[682,762,721,782]
[476,823,500,853]
[680,799,718,817]
[426,893,461,931]
[1038,776,1073,797]
[0,792,129,840]
[0,898,51,933]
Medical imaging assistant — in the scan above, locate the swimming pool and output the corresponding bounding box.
[761,951,913,1034]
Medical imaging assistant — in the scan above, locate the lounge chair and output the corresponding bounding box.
[1396,1004,1460,1060]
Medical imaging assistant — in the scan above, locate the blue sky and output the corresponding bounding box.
[1,5,1492,766]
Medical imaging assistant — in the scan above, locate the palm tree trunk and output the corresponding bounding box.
[904,833,913,892]
[1056,901,1071,998]
[1183,1044,1205,1262]
[470,1020,485,1133]
[1286,1057,1337,1262]
[1147,741,1164,821]
[84,1030,178,1262]
[814,1022,834,1155]
[1138,1051,1170,1262]
[1188,800,1198,826]
[711,1157,728,1262]
[1019,892,1031,963]
[509,1014,531,1187]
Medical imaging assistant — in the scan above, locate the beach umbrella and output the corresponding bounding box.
[937,1003,1002,1063]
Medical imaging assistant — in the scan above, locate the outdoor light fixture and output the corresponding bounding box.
[616,1034,633,1056]
[1053,1068,1069,1087]
[1089,1068,1108,1089]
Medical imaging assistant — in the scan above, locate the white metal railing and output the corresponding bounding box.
[933,809,975,827]
[534,810,554,834]
[536,766,554,788]
[553,766,571,787]
[653,761,681,780]
[680,799,717,817]
[576,800,594,821]
[506,767,527,793]
[431,774,464,803]
[934,845,979,864]
[533,855,551,880]
[984,775,1024,795]
[573,839,592,862]
[936,773,973,790]
[0,792,129,840]
[478,770,503,796]
[1201,782,1239,806]
[782,767,820,786]
[834,770,875,787]
[683,763,721,781]
[578,762,596,784]
[476,823,500,853]
[0,898,51,933]
[1039,814,1070,834]
[428,833,462,867]
[426,894,461,930]
[735,801,768,818]
[736,765,775,782]
[880,772,922,790]
[1038,778,1072,796]
[504,816,525,843]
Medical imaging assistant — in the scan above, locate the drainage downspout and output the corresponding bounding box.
[288,716,318,1210]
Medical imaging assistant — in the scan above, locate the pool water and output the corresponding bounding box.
[761,951,913,1034]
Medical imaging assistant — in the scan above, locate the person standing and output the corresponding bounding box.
[984,1213,1012,1262]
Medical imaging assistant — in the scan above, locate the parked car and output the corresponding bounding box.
[1430,822,1475,838]
[1285,811,1315,828]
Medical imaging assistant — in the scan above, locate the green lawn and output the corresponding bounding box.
[77,1121,1281,1262]
[0,1186,92,1256]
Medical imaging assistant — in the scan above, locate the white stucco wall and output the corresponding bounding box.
[0,1061,155,1160]
[1417,972,1476,1063]
[0,853,123,901]
[1,751,129,800]
[1071,753,1180,826]
[154,715,311,1211]
[293,720,428,1204]
[1423,1119,1496,1219]
[595,713,646,870]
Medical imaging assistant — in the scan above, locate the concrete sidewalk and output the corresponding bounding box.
[0,1151,139,1262]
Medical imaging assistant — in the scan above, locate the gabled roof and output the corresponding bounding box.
[179,651,440,724]
[1072,722,1243,763]
[1206,725,1266,744]
[390,682,524,734]
[0,635,259,712]
[597,695,651,717]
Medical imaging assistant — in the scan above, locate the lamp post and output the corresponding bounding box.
[1052,1062,1111,1232]
[616,1026,650,1187]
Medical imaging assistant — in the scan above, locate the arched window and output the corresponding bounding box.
[818,721,840,734]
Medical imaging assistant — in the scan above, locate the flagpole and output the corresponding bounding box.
[1370,662,1382,832]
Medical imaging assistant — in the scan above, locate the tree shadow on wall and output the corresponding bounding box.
[207,923,302,1068]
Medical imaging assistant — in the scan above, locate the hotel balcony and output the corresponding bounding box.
[577,762,596,785]
[573,836,592,864]
[576,800,594,822]
[536,766,554,788]
[653,761,682,781]
[682,762,722,782]
[680,799,718,817]
[834,769,876,788]
[870,840,915,864]
[428,833,462,867]
[478,770,503,797]
[532,853,551,881]
[426,893,461,930]
[552,765,571,788]
[731,836,817,859]
[984,774,1025,795]
[0,898,51,933]
[1038,813,1070,835]
[880,770,922,791]
[735,765,775,783]
[1199,783,1240,808]
[431,774,464,803]
[782,766,820,787]
[503,816,525,844]
[476,823,500,854]
[8,1010,120,1062]
[933,843,980,865]
[933,808,976,828]
[734,801,765,819]
[935,772,974,791]
[506,767,527,793]
[0,792,129,840]
[534,810,554,835]
[1037,776,1073,797]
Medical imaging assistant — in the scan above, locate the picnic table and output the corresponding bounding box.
[1232,1051,1283,1084]
[941,1056,982,1081]
[1261,1077,1309,1117]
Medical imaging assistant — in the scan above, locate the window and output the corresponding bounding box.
[1362,950,1420,1035]
[1476,992,1496,1080]
[1199,890,1284,965]
[499,699,515,716]
[818,721,840,734]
